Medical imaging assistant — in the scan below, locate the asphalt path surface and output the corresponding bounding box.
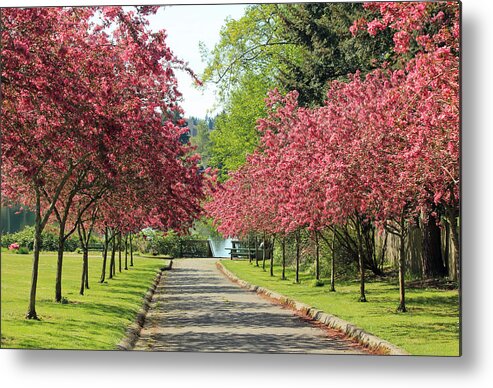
[133,258,369,354]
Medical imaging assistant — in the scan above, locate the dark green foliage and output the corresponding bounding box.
[154,231,181,257]
[17,247,30,255]
[137,229,180,257]
[275,2,394,106]
[38,229,59,251]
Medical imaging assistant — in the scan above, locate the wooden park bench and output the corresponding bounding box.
[225,247,257,260]
[86,244,104,252]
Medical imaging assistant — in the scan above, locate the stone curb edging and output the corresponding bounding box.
[116,260,173,350]
[216,261,409,356]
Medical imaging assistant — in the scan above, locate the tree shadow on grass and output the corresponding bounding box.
[45,300,141,322]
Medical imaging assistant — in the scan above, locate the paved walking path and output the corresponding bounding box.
[133,258,369,354]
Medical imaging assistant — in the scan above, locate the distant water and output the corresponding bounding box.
[208,238,233,258]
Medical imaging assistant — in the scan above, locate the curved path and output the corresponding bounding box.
[133,258,369,354]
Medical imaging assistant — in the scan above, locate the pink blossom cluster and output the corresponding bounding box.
[2,7,209,238]
[351,2,459,55]
[206,2,459,251]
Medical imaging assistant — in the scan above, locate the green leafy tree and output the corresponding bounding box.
[201,4,297,102]
[209,71,270,179]
[201,4,299,178]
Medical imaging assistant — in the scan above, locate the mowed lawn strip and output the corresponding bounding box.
[1,250,166,350]
[221,260,460,356]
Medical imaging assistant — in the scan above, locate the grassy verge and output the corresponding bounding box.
[1,250,166,350]
[222,260,460,356]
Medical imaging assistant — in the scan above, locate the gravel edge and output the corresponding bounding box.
[217,260,409,356]
[116,260,173,350]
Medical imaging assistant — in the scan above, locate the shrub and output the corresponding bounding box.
[17,246,29,254]
[313,279,325,287]
[2,234,16,248]
[41,230,58,251]
[64,237,79,252]
[7,226,36,250]
[1,225,81,251]
[159,231,182,257]
[138,228,181,257]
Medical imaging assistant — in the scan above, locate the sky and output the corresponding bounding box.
[147,4,248,119]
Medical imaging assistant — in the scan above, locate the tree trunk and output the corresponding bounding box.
[361,222,382,276]
[109,234,116,278]
[55,223,66,303]
[26,212,42,320]
[315,231,320,280]
[25,167,74,318]
[295,231,300,284]
[100,227,109,283]
[80,256,86,296]
[124,234,128,270]
[78,221,91,293]
[356,221,367,302]
[269,236,274,277]
[443,221,450,275]
[330,229,336,292]
[118,233,122,273]
[262,232,266,271]
[248,234,252,264]
[397,230,407,312]
[255,236,259,267]
[130,233,134,266]
[84,251,89,290]
[80,248,88,295]
[358,249,366,302]
[445,205,460,282]
[379,232,388,273]
[422,212,446,278]
[281,237,286,280]
[109,257,114,278]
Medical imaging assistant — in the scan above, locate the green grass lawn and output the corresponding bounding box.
[222,260,460,356]
[1,250,166,350]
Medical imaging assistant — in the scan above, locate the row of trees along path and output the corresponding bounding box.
[1,7,210,320]
[206,2,459,313]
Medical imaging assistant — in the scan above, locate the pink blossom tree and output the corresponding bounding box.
[2,6,206,318]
